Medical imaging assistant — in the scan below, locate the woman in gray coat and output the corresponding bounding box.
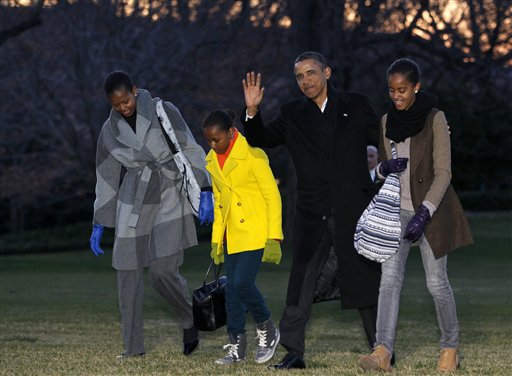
[358,59,473,373]
[89,71,213,358]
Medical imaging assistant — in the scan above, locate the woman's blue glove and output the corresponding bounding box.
[404,204,431,242]
[199,191,214,225]
[89,224,105,256]
[379,158,409,177]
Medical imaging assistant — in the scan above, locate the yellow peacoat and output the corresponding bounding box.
[205,133,283,256]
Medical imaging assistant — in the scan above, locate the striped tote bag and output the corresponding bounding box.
[354,143,401,263]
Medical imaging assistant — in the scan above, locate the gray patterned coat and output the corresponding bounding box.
[93,89,210,270]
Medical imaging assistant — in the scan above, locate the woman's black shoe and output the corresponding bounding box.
[183,339,199,355]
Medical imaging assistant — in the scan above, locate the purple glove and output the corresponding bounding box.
[379,157,409,177]
[89,224,104,256]
[403,204,431,242]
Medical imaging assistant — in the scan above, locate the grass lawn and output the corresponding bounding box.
[0,212,511,375]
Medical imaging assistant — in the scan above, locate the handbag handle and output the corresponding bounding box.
[202,259,223,286]
[390,141,397,159]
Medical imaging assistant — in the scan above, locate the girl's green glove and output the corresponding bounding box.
[210,243,224,265]
[262,239,282,265]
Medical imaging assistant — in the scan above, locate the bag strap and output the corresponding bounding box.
[159,122,178,154]
[155,100,201,216]
[203,259,222,285]
[156,100,182,155]
[390,141,397,159]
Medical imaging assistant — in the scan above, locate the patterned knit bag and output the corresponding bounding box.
[354,143,401,263]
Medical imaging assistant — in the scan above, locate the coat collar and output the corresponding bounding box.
[109,89,154,151]
[294,81,352,112]
[409,111,435,176]
[205,132,249,186]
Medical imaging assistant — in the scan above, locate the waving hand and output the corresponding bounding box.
[243,71,265,117]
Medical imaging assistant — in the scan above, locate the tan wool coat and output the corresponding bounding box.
[379,109,474,258]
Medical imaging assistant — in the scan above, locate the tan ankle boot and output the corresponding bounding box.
[359,345,392,372]
[437,348,460,372]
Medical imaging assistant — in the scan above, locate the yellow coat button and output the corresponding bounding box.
[240,219,245,223]
[219,205,223,209]
[237,202,242,206]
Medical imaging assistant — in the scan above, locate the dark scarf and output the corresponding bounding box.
[385,91,436,143]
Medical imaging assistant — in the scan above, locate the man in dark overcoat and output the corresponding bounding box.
[241,51,382,369]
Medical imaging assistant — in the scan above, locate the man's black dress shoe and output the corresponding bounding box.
[269,352,306,370]
[183,339,199,355]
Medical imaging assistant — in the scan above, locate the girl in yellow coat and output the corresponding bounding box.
[202,109,283,365]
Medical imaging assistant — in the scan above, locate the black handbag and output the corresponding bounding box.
[192,260,227,331]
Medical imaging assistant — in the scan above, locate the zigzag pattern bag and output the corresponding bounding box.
[354,142,401,263]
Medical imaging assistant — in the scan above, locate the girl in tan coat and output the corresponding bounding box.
[359,58,473,373]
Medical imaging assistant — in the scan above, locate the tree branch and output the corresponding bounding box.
[0,0,43,46]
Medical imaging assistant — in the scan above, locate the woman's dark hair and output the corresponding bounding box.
[104,71,134,96]
[202,109,236,132]
[295,51,327,70]
[386,58,421,85]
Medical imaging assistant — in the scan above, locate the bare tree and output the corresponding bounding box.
[0,0,43,46]
[0,0,510,234]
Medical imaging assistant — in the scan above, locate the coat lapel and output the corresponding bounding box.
[410,109,438,176]
[205,151,230,188]
[293,96,332,148]
[133,90,154,147]
[295,84,352,136]
[324,83,352,133]
[109,89,154,151]
[110,112,142,151]
[293,97,319,128]
[221,158,238,178]
[221,133,248,178]
[205,134,249,185]
[409,120,429,177]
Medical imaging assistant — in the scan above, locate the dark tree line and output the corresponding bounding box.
[1,0,510,234]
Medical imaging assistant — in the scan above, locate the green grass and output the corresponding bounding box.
[0,222,95,254]
[0,212,511,375]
